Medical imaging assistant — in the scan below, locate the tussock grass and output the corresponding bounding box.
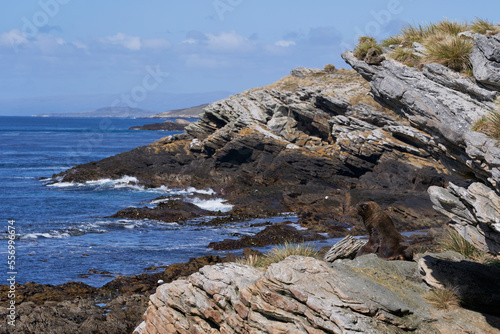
[438,227,479,258]
[435,19,468,36]
[424,286,460,310]
[383,18,498,73]
[390,47,421,67]
[424,35,473,72]
[470,17,500,35]
[323,64,336,73]
[236,254,261,267]
[256,242,318,268]
[353,36,383,60]
[400,23,436,44]
[472,100,500,140]
[381,35,403,47]
[472,112,500,139]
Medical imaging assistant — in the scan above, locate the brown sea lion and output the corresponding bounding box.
[356,201,413,260]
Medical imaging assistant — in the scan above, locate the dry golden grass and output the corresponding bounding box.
[353,36,383,60]
[423,35,473,72]
[384,18,498,73]
[256,242,318,269]
[470,17,500,35]
[390,47,421,67]
[424,286,461,310]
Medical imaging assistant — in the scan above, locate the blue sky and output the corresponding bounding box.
[0,1,498,114]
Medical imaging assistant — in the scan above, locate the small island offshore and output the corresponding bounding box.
[2,18,500,333]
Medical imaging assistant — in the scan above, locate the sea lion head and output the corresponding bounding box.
[357,201,380,221]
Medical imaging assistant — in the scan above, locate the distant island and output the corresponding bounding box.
[35,106,157,118]
[145,104,207,119]
[34,104,207,119]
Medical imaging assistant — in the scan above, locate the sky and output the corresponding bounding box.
[0,0,499,115]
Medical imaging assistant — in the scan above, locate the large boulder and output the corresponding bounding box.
[428,182,500,254]
[134,255,500,333]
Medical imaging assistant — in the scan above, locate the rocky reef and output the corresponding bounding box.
[134,254,500,333]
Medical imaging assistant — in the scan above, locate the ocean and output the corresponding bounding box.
[0,116,300,287]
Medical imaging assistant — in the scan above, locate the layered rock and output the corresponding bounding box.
[53,69,458,232]
[428,182,500,254]
[135,255,500,333]
[342,37,500,253]
[342,50,499,191]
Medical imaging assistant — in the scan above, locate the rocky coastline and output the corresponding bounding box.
[10,28,500,333]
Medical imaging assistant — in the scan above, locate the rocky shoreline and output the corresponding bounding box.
[14,28,500,333]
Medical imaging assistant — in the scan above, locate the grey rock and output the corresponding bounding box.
[135,255,500,333]
[342,50,500,193]
[290,67,324,78]
[470,33,500,89]
[323,235,367,262]
[428,182,500,254]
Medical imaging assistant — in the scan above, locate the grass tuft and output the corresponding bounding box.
[323,64,336,73]
[438,227,479,258]
[381,35,403,47]
[424,35,473,72]
[256,242,318,268]
[470,17,500,35]
[382,18,498,73]
[236,254,261,267]
[390,47,421,67]
[435,19,468,36]
[471,110,500,140]
[424,286,460,310]
[353,36,382,60]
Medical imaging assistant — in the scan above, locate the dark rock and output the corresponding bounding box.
[364,47,385,65]
[130,119,191,131]
[208,223,326,250]
[108,200,211,222]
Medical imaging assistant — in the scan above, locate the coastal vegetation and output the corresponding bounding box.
[237,242,318,268]
[424,286,461,310]
[356,18,499,74]
[471,102,500,140]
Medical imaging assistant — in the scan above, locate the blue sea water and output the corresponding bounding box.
[0,116,302,287]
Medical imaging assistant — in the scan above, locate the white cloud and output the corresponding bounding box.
[0,29,28,47]
[205,31,253,52]
[142,38,170,49]
[99,33,170,51]
[100,33,142,50]
[274,40,296,47]
[181,38,198,45]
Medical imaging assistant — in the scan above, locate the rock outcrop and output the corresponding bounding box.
[342,50,500,192]
[130,119,191,131]
[428,182,500,254]
[135,255,500,333]
[53,68,458,233]
[342,36,500,253]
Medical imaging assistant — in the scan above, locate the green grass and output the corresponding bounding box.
[471,108,500,140]
[353,36,383,60]
[424,286,460,310]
